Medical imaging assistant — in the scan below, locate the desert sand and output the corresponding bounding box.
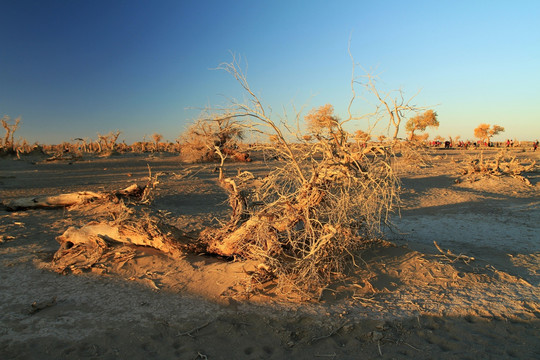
[1,148,539,359]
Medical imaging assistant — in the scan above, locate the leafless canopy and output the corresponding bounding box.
[97,130,122,152]
[1,115,21,152]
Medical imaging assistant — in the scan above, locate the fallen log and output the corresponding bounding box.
[53,221,191,273]
[2,184,144,211]
[202,174,324,258]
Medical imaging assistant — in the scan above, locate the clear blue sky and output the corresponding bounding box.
[1,0,539,144]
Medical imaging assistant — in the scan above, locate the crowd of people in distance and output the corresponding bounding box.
[427,139,539,151]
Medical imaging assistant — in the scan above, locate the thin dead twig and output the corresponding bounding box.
[310,321,349,344]
[314,353,337,359]
[179,320,214,337]
[195,352,208,360]
[433,241,475,264]
[403,341,422,351]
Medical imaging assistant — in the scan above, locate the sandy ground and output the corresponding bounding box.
[0,149,539,359]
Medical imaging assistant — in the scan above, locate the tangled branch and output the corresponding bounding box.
[198,57,402,295]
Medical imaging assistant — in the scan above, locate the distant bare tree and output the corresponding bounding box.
[97,130,122,151]
[1,115,21,151]
[152,133,163,152]
[359,73,421,141]
[73,138,89,153]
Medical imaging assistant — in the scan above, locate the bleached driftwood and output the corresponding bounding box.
[2,182,198,272]
[53,221,190,273]
[2,184,144,211]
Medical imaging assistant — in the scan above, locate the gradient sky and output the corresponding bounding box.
[1,0,539,144]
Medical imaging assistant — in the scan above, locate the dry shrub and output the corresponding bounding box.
[198,58,401,296]
[458,150,536,185]
[178,115,249,163]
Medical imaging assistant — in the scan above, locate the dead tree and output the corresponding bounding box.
[2,184,145,211]
[198,55,401,292]
[52,221,188,273]
[358,73,421,141]
[152,133,163,152]
[3,183,195,273]
[1,115,21,152]
[97,130,122,152]
[73,138,89,153]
